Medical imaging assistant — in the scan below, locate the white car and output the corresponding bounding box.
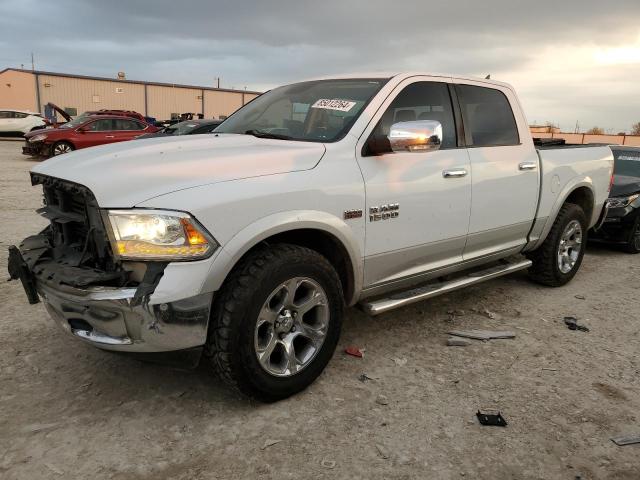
[9,72,614,402]
[0,109,47,135]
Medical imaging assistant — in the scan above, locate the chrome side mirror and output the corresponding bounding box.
[388,120,442,153]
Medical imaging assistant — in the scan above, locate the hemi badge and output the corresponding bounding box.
[343,209,363,220]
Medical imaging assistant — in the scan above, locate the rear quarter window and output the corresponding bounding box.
[456,84,519,147]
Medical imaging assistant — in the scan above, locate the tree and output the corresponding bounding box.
[631,122,640,136]
[586,127,605,135]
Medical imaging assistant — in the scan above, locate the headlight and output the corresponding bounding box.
[29,133,47,143]
[606,193,639,209]
[105,210,217,261]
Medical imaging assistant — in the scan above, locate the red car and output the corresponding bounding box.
[23,115,159,158]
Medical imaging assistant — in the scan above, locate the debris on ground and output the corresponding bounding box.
[320,459,336,469]
[345,346,364,358]
[375,444,390,459]
[574,295,586,300]
[611,434,640,446]
[358,373,373,382]
[375,394,389,406]
[261,439,282,450]
[447,330,516,341]
[447,336,472,347]
[446,309,465,316]
[563,316,590,332]
[391,357,407,366]
[476,409,508,427]
[482,308,500,320]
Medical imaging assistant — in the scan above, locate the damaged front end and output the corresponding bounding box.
[8,174,213,360]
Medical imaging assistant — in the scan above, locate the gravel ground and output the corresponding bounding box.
[1,140,639,480]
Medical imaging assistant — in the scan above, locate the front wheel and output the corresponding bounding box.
[51,141,74,156]
[527,203,588,286]
[205,244,344,402]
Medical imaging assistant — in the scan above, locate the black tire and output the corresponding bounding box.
[51,141,74,156]
[527,203,588,286]
[205,244,344,402]
[622,217,640,254]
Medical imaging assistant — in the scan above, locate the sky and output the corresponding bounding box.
[1,0,639,133]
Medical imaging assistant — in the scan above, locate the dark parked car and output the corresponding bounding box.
[23,115,159,158]
[136,119,223,139]
[591,146,640,253]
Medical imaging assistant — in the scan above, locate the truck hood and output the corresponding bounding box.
[31,134,326,206]
[611,175,640,197]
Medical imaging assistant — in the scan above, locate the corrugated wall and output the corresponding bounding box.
[0,70,37,111]
[146,85,203,120]
[204,90,244,119]
[38,74,146,116]
[2,70,257,120]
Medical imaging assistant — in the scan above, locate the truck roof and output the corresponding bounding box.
[303,72,514,90]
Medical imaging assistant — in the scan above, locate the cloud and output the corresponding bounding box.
[1,0,639,131]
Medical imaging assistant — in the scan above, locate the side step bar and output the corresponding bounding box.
[359,257,532,316]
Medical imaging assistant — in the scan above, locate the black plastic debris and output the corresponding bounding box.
[611,434,640,446]
[476,409,508,427]
[564,316,590,332]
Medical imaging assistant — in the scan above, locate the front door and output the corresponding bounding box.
[356,78,472,288]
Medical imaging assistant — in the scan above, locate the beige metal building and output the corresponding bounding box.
[0,68,261,121]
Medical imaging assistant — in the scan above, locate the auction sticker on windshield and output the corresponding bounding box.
[312,99,357,112]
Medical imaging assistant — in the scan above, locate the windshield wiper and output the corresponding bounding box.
[244,129,293,140]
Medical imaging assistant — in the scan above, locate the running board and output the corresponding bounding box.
[359,257,532,316]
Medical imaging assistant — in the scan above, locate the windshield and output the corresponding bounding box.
[214,78,388,142]
[59,113,91,129]
[165,121,202,135]
[614,149,640,178]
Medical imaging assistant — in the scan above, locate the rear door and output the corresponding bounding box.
[356,77,472,288]
[455,82,539,260]
[112,119,149,141]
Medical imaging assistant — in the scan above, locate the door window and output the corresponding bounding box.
[371,82,457,150]
[456,85,519,147]
[0,111,13,118]
[114,119,143,130]
[86,119,114,131]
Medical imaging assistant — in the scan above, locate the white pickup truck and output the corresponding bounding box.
[9,73,613,401]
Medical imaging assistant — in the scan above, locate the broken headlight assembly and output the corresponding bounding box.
[606,193,639,209]
[104,209,217,261]
[29,133,48,143]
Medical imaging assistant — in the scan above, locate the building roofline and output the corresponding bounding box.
[0,68,262,95]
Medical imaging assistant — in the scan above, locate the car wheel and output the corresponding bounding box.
[527,203,588,286]
[205,244,344,402]
[622,218,640,254]
[52,141,74,156]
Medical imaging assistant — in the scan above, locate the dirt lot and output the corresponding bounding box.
[0,140,639,480]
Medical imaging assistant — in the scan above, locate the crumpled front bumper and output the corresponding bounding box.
[37,280,213,353]
[9,241,215,353]
[22,140,51,157]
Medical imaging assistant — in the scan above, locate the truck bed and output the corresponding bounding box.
[533,137,610,150]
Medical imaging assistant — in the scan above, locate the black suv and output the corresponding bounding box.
[591,146,640,253]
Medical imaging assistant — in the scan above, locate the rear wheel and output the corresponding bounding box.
[52,141,74,156]
[527,203,588,286]
[205,244,344,402]
[622,217,640,254]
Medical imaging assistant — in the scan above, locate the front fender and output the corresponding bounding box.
[200,210,364,305]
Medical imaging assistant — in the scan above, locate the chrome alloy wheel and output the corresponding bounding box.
[557,220,583,274]
[53,143,72,155]
[254,277,329,377]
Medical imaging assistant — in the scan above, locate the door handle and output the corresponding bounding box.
[442,168,468,178]
[519,161,537,171]
[105,135,115,138]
